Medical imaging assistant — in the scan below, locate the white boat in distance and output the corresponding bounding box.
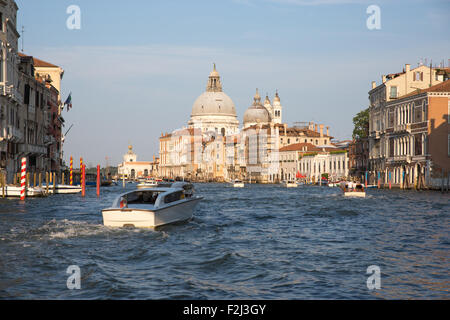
[340,182,366,197]
[42,184,82,194]
[136,179,158,189]
[231,179,244,188]
[1,185,46,197]
[281,180,298,188]
[102,182,202,228]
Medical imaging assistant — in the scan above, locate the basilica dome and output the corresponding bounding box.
[243,89,271,126]
[191,91,236,117]
[190,64,237,118]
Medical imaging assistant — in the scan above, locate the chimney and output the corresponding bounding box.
[314,124,318,132]
[283,123,287,136]
[382,75,386,83]
[371,81,376,89]
[326,126,329,136]
[319,124,324,137]
[405,64,410,72]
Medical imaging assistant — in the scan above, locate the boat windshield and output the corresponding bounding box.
[125,191,161,205]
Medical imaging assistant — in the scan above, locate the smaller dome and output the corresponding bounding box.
[243,106,271,124]
[243,89,271,125]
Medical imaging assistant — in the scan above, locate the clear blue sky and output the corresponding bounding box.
[15,0,450,167]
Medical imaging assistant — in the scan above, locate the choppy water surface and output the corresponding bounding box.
[0,183,448,299]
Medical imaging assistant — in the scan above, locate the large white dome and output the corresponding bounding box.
[191,91,237,117]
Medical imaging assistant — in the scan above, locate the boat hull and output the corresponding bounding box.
[102,197,202,228]
[282,183,298,188]
[1,186,46,197]
[233,183,244,188]
[344,191,366,197]
[44,184,82,194]
[136,184,157,189]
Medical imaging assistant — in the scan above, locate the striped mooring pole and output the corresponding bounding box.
[81,164,86,197]
[96,164,100,197]
[80,157,83,186]
[70,156,73,185]
[20,157,27,201]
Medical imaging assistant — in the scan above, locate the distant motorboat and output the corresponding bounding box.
[340,182,366,197]
[136,179,158,189]
[231,179,244,188]
[281,180,298,188]
[1,185,46,197]
[102,182,202,228]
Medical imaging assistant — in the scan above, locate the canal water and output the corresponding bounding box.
[0,183,448,299]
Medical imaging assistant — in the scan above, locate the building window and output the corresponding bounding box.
[390,86,397,99]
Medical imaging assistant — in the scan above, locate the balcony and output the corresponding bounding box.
[5,86,24,104]
[393,123,411,133]
[18,143,47,155]
[0,84,24,104]
[3,125,23,142]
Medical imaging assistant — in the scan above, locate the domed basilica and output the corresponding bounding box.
[188,64,282,134]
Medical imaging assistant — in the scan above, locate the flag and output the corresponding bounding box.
[64,92,72,111]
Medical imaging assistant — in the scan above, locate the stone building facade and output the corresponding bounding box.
[0,0,65,182]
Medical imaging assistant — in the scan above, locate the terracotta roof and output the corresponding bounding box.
[18,53,60,68]
[279,143,320,152]
[32,57,60,68]
[400,79,450,99]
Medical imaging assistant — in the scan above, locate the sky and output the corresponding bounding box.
[15,0,450,168]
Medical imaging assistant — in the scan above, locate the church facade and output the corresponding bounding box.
[117,145,159,179]
[158,65,336,182]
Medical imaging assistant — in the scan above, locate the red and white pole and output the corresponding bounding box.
[70,156,73,185]
[20,157,27,201]
[80,157,83,186]
[81,164,86,197]
[96,164,100,197]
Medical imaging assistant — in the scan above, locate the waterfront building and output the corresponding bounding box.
[279,143,348,182]
[0,0,68,182]
[348,138,369,180]
[242,123,280,183]
[368,63,444,177]
[0,0,21,181]
[382,79,450,188]
[117,145,159,179]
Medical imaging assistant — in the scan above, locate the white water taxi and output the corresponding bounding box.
[281,180,298,188]
[231,179,244,188]
[340,182,366,197]
[102,182,202,228]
